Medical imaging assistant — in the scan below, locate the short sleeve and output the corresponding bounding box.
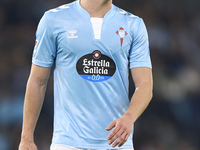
[32,13,56,67]
[129,18,152,69]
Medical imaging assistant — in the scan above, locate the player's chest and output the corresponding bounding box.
[55,19,132,56]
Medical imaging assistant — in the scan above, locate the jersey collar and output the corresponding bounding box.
[75,0,115,20]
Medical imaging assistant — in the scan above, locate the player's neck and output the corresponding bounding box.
[80,0,112,18]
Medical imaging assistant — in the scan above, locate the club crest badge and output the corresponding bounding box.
[116,27,128,47]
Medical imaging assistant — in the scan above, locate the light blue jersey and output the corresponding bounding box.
[32,0,151,149]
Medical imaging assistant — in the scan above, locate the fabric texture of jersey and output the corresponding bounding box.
[50,144,133,150]
[32,0,151,149]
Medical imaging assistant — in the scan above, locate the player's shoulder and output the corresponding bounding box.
[44,1,76,20]
[113,5,142,23]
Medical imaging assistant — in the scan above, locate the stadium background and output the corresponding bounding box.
[0,0,200,149]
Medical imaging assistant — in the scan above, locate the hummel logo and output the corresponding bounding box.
[67,30,78,38]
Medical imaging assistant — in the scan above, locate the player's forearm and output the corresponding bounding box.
[21,77,48,141]
[123,81,153,124]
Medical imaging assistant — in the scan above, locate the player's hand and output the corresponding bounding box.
[106,114,133,148]
[18,139,38,150]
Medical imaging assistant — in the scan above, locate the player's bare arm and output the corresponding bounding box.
[106,67,153,148]
[19,64,51,150]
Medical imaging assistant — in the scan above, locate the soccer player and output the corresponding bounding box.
[19,0,153,149]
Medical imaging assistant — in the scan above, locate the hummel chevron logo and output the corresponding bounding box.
[67,30,78,38]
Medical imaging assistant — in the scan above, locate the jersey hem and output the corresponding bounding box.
[50,144,134,150]
[51,139,133,149]
[32,59,53,68]
[129,63,152,69]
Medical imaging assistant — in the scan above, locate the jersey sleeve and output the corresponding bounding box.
[129,18,152,69]
[32,12,56,67]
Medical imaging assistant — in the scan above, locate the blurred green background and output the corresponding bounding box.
[0,0,200,149]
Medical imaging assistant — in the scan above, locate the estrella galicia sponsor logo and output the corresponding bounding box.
[76,50,116,82]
